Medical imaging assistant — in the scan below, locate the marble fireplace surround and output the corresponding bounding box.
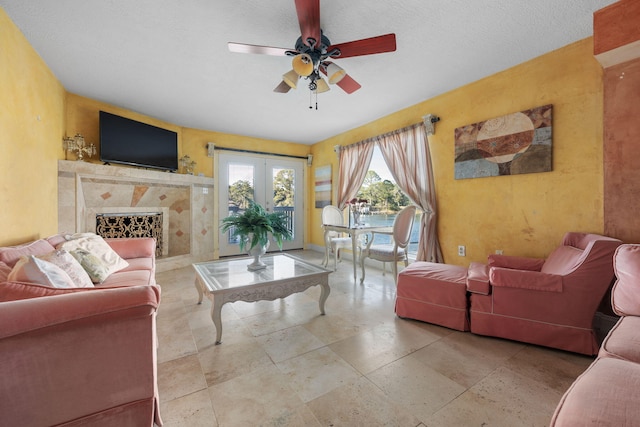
[58,160,215,272]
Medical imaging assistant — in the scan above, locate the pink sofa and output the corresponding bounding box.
[0,235,162,426]
[550,244,640,426]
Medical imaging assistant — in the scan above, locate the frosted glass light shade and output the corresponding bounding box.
[326,62,346,84]
[283,70,299,89]
[292,54,313,76]
[315,77,330,93]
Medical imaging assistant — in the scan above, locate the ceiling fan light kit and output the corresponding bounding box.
[228,0,396,109]
[292,54,314,77]
[283,70,300,89]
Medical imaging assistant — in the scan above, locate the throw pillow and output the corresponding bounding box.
[7,255,76,288]
[37,250,94,288]
[58,233,129,277]
[68,249,110,283]
[0,261,12,282]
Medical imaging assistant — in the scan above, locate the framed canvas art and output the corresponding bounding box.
[454,104,553,179]
[314,165,332,208]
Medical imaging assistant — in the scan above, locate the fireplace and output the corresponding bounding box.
[96,212,163,257]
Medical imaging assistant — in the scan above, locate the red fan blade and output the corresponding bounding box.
[274,81,292,93]
[336,74,361,94]
[328,33,396,59]
[228,42,291,56]
[294,0,320,47]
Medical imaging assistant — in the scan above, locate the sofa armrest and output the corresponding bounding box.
[490,267,563,292]
[467,262,490,295]
[0,286,161,426]
[105,237,156,260]
[487,254,545,271]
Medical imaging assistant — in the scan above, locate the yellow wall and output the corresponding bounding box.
[2,3,604,262]
[312,39,605,265]
[0,8,66,246]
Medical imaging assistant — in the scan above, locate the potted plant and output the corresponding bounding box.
[220,202,293,270]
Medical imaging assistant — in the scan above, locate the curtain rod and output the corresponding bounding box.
[338,121,426,151]
[213,146,309,160]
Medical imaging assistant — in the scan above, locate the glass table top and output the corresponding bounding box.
[193,253,328,292]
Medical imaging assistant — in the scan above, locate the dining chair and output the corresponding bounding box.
[321,205,352,270]
[359,205,417,284]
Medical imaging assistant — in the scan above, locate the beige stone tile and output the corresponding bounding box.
[329,318,444,374]
[244,299,324,337]
[501,345,594,393]
[307,376,422,426]
[198,339,273,386]
[158,354,207,403]
[157,310,198,364]
[303,312,370,345]
[427,366,564,427]
[257,325,326,363]
[276,346,361,402]
[191,316,254,352]
[160,389,217,427]
[410,331,525,388]
[209,364,320,427]
[367,354,466,422]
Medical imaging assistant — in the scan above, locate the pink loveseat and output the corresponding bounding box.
[550,244,640,426]
[0,235,162,427]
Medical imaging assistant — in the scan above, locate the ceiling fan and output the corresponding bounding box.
[228,0,396,101]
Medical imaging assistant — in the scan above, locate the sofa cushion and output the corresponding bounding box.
[38,250,94,288]
[100,269,155,287]
[611,244,640,317]
[550,357,640,426]
[57,234,129,277]
[599,316,640,363]
[0,239,56,268]
[541,245,584,275]
[8,256,76,288]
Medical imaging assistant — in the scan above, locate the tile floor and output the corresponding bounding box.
[156,250,593,427]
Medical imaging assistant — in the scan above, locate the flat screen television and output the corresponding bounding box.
[99,111,178,172]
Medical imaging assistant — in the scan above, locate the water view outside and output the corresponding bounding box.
[356,211,421,255]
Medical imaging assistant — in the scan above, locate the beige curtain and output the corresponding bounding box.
[336,142,375,209]
[376,123,443,263]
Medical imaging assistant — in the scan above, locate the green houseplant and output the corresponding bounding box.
[220,202,293,270]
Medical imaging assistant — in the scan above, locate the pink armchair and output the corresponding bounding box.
[0,285,162,426]
[468,232,622,355]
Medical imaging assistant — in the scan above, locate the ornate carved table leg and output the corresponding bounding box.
[195,277,204,304]
[319,281,330,315]
[211,296,225,345]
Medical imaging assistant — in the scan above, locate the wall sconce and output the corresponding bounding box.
[307,154,313,166]
[423,114,441,136]
[63,134,96,161]
[180,155,196,175]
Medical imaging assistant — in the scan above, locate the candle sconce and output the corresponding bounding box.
[63,134,96,161]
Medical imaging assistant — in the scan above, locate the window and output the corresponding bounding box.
[354,146,420,256]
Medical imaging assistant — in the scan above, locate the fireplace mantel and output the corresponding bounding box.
[58,160,215,271]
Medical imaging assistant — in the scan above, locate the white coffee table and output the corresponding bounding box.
[193,253,331,344]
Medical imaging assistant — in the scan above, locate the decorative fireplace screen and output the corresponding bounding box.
[96,212,163,258]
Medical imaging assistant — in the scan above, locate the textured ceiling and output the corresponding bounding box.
[1,0,616,145]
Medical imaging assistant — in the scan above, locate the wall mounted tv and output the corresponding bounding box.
[99,111,178,172]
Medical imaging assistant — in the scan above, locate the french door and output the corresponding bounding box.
[217,152,304,256]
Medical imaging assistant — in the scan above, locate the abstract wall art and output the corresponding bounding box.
[314,165,332,208]
[454,104,553,179]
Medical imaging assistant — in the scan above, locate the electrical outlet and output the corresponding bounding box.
[495,249,503,255]
[202,187,208,194]
[458,245,466,257]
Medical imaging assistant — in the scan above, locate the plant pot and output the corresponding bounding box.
[247,239,270,271]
